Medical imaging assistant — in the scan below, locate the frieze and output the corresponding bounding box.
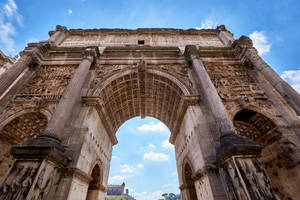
[17,65,76,98]
[204,63,266,102]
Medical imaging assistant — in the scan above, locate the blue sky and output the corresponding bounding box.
[1,0,300,199]
[110,117,177,199]
[0,0,300,91]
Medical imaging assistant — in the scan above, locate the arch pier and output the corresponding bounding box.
[0,26,300,200]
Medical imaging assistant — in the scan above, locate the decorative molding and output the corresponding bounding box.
[169,95,201,144]
[192,165,219,181]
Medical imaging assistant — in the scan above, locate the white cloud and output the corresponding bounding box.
[137,121,167,132]
[196,19,218,29]
[67,9,73,15]
[109,174,134,183]
[120,164,136,173]
[0,20,16,52]
[112,155,121,160]
[162,183,178,188]
[281,68,300,93]
[143,151,169,161]
[249,31,271,55]
[120,163,143,173]
[137,164,143,168]
[162,138,173,149]
[126,188,164,200]
[0,0,23,53]
[3,0,22,26]
[148,144,156,148]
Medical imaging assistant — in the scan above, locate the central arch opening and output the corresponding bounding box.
[107,117,180,200]
[92,66,194,200]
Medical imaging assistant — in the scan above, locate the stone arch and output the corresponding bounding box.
[233,109,294,199]
[91,67,193,96]
[0,111,48,181]
[181,157,197,200]
[233,109,277,147]
[88,159,103,180]
[93,69,195,136]
[86,163,104,200]
[0,108,51,133]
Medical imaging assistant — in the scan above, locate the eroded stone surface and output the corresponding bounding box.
[0,26,299,200]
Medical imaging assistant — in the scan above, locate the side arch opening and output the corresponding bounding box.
[0,111,48,181]
[86,164,103,200]
[233,109,293,199]
[182,161,197,200]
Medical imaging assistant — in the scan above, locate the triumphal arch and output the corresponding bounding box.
[0,25,299,200]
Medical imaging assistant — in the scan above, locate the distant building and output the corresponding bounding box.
[106,182,136,200]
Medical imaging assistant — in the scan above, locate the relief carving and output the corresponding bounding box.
[30,166,61,200]
[222,157,279,200]
[17,65,76,98]
[204,63,267,105]
[0,162,40,200]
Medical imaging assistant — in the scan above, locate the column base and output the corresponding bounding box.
[23,133,66,153]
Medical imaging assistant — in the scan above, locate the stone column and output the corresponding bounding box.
[25,47,99,151]
[217,25,234,47]
[234,36,300,116]
[48,25,68,46]
[185,45,278,200]
[0,53,34,97]
[184,45,260,159]
[0,47,99,200]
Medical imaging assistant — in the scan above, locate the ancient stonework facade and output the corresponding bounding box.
[0,25,299,200]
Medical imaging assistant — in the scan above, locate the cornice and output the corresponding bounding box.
[51,27,220,37]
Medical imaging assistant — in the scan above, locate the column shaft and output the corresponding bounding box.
[185,45,260,161]
[246,48,300,115]
[185,45,235,137]
[42,53,95,141]
[0,54,32,96]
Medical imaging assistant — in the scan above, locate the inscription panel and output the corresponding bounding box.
[60,34,224,48]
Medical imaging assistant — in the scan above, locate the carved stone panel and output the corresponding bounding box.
[203,63,266,102]
[220,156,279,200]
[28,160,62,200]
[0,161,41,200]
[16,65,76,99]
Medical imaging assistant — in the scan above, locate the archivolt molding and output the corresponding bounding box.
[89,65,195,97]
[0,108,51,130]
[0,110,49,145]
[83,65,200,144]
[88,159,103,177]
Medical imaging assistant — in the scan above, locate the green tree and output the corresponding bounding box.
[106,196,126,200]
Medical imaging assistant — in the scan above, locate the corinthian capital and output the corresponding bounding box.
[82,47,100,63]
[233,35,253,48]
[184,45,200,62]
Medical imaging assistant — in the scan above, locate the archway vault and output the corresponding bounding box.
[83,69,200,145]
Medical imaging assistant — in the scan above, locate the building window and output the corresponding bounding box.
[138,40,145,45]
